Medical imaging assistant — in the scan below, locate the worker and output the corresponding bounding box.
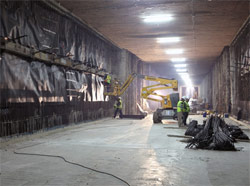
[103,73,111,92]
[114,97,123,119]
[183,98,190,126]
[104,73,111,85]
[177,97,185,127]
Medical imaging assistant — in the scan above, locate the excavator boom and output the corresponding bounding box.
[104,73,179,123]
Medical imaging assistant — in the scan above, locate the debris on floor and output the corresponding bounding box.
[185,116,249,151]
[185,120,205,136]
[227,125,249,140]
[122,115,146,119]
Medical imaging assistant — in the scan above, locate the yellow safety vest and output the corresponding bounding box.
[177,101,184,112]
[105,75,111,84]
[114,100,122,109]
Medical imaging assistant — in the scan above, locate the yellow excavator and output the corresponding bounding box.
[104,73,179,123]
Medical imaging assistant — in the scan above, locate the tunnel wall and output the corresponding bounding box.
[200,18,250,121]
[0,0,149,137]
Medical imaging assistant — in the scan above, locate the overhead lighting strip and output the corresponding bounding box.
[143,14,173,23]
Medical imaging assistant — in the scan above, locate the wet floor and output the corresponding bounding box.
[1,115,250,186]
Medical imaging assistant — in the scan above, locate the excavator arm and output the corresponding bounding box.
[138,74,178,109]
[138,74,178,90]
[104,74,178,107]
[104,73,137,96]
[104,73,179,123]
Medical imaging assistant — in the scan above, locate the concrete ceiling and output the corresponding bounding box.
[57,0,249,83]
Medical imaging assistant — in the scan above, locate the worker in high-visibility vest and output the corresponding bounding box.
[183,98,190,126]
[113,97,123,119]
[103,73,111,92]
[177,97,185,127]
[104,73,111,85]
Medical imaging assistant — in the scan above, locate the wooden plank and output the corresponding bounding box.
[229,116,250,129]
[236,139,250,143]
[168,134,250,143]
[164,127,184,129]
[167,134,192,138]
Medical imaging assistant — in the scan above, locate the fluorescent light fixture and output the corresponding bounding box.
[143,14,173,23]
[171,58,186,62]
[156,37,180,43]
[174,64,187,68]
[166,49,183,55]
[176,69,187,72]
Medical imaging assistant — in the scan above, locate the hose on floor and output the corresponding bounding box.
[14,151,130,186]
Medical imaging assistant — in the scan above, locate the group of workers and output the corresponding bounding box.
[177,97,190,127]
[113,96,190,122]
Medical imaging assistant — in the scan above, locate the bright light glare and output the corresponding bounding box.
[156,37,180,43]
[143,14,173,23]
[174,64,187,68]
[178,73,192,87]
[166,49,183,55]
[178,72,188,76]
[171,58,186,62]
[185,79,193,87]
[176,69,187,72]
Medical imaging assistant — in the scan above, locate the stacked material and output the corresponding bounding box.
[227,125,249,140]
[186,116,249,151]
[185,120,205,137]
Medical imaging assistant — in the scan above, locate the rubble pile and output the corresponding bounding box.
[186,116,249,151]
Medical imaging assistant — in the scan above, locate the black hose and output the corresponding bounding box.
[13,151,130,186]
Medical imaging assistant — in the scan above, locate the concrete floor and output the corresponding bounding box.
[1,115,250,186]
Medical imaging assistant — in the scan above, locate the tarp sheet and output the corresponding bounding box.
[0,53,105,104]
[0,52,111,137]
[0,0,121,137]
[0,0,119,69]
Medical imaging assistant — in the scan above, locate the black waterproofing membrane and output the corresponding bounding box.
[186,116,249,151]
[0,52,111,137]
[0,1,120,136]
[0,53,106,103]
[0,1,118,69]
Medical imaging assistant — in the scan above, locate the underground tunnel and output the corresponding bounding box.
[0,1,250,186]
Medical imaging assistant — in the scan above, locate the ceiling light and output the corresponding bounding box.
[171,58,186,62]
[156,37,180,43]
[166,49,183,55]
[143,14,173,23]
[174,64,187,68]
[176,69,187,72]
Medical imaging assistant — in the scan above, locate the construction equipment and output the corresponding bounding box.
[104,73,179,123]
